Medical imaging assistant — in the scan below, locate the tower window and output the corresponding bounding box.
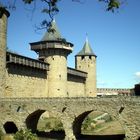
[81,56,85,60]
[89,56,92,59]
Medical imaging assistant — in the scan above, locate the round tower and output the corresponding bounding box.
[75,37,97,97]
[30,20,73,97]
[0,5,10,96]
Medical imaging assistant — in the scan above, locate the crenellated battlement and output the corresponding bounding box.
[97,88,133,96]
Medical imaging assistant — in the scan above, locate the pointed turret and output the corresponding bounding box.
[41,19,62,41]
[30,19,73,57]
[30,20,73,97]
[75,36,97,97]
[76,36,96,57]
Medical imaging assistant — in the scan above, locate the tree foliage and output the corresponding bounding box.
[14,129,38,140]
[22,0,121,16]
[99,0,120,12]
[1,0,122,29]
[21,0,121,29]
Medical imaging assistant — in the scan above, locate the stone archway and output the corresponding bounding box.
[26,109,46,133]
[3,121,18,134]
[25,109,65,139]
[73,110,125,140]
[73,110,93,137]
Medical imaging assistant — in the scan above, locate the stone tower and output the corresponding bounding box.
[0,5,10,96]
[75,37,97,97]
[30,20,73,97]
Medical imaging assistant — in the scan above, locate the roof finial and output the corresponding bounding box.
[86,33,88,43]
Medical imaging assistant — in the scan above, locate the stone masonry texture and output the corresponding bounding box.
[0,97,140,140]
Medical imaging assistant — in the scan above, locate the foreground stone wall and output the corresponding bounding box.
[0,97,139,140]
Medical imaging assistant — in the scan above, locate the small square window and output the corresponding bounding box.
[81,56,85,60]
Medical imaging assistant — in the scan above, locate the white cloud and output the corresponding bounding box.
[135,72,140,78]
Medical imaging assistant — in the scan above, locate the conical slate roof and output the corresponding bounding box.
[76,37,96,57]
[41,19,62,41]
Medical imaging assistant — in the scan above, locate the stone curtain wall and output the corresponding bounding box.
[0,97,139,140]
[5,74,47,97]
[67,81,85,97]
[5,64,87,98]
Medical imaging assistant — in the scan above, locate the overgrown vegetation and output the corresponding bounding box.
[37,117,63,132]
[21,0,121,29]
[14,129,38,140]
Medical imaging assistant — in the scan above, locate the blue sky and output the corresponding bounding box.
[2,0,140,88]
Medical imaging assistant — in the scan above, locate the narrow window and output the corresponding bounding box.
[89,56,92,59]
[81,56,85,60]
[59,75,61,80]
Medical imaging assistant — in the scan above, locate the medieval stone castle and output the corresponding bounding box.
[0,5,98,98]
[0,5,131,98]
[1,6,140,140]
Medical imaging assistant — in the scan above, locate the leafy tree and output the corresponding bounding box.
[1,0,122,29]
[22,0,121,13]
[22,0,121,25]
